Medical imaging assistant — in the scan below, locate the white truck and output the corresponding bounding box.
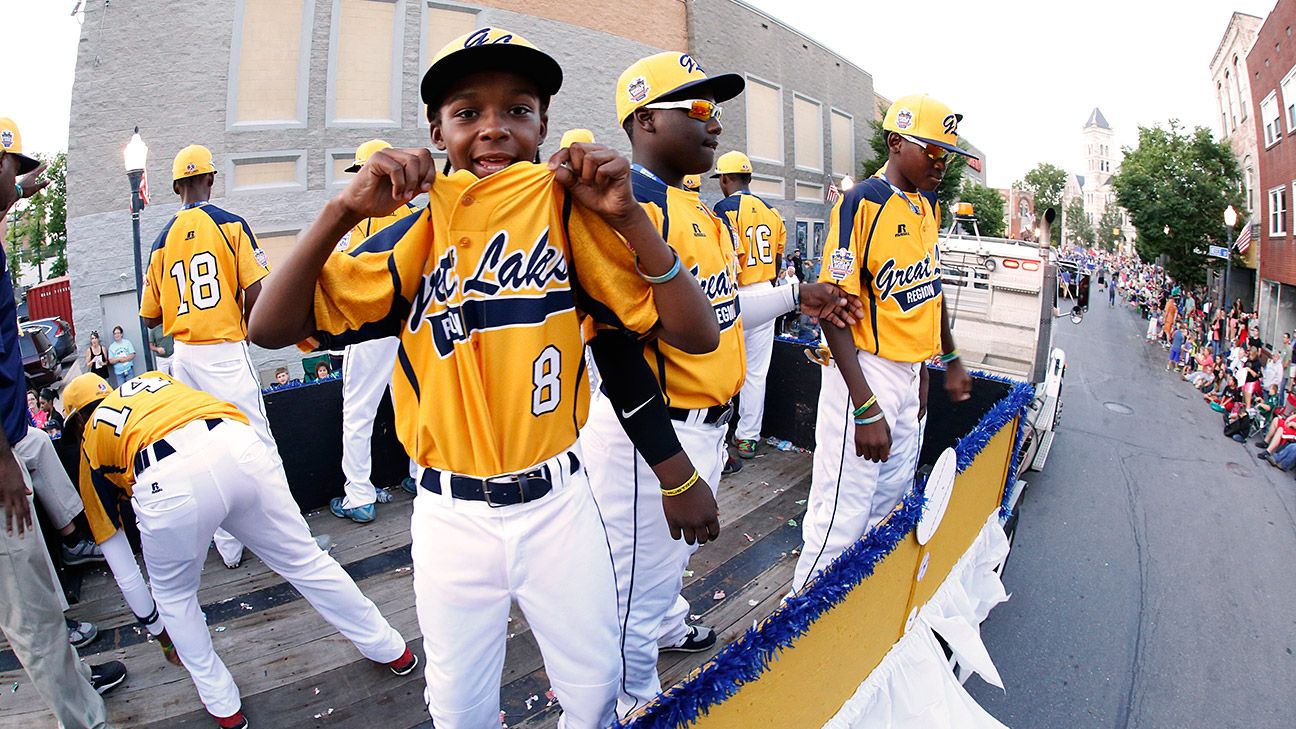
[938,206,1086,477]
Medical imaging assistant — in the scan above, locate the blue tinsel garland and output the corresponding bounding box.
[621,372,1033,729]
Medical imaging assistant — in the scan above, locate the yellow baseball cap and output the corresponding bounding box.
[560,129,594,149]
[682,174,701,191]
[710,150,752,178]
[421,28,563,116]
[346,139,392,173]
[172,144,217,182]
[0,118,40,174]
[882,94,977,159]
[63,373,112,417]
[615,52,744,125]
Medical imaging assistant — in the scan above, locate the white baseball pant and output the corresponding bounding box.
[341,337,415,509]
[735,281,776,442]
[792,350,923,594]
[132,419,406,718]
[409,444,620,729]
[171,339,277,567]
[581,394,726,717]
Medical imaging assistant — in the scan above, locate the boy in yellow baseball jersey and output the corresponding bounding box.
[712,150,788,458]
[332,139,419,523]
[140,144,272,568]
[792,93,975,594]
[583,53,860,717]
[63,372,414,729]
[247,29,719,729]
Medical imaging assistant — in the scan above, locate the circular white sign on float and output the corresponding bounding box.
[917,447,958,545]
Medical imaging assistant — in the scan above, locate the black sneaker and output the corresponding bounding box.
[721,455,743,476]
[90,660,127,695]
[661,624,717,653]
[67,617,98,649]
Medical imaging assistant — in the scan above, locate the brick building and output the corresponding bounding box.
[1248,0,1296,340]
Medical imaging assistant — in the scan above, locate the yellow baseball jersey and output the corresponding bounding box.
[629,169,745,409]
[338,202,417,252]
[310,162,658,477]
[76,372,248,543]
[713,192,787,286]
[140,202,271,344]
[819,176,943,363]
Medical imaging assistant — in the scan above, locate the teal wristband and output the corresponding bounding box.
[13,183,21,200]
[940,349,960,364]
[636,249,681,284]
[855,411,885,425]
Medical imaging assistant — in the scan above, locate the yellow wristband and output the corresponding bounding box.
[852,395,877,418]
[661,470,700,497]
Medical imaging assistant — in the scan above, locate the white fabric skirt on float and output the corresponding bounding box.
[823,512,1011,729]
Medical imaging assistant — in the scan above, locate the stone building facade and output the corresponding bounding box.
[65,0,983,379]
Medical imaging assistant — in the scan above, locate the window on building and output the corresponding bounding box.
[1218,82,1229,136]
[830,109,854,177]
[795,181,823,202]
[1226,70,1237,132]
[329,0,402,125]
[749,175,784,199]
[793,95,823,172]
[230,154,305,191]
[1263,92,1281,146]
[230,0,309,126]
[421,4,478,123]
[1282,66,1296,132]
[1246,163,1255,213]
[1270,186,1287,236]
[256,231,301,269]
[1236,56,1249,121]
[745,77,783,163]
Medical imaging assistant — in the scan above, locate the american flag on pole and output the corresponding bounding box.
[825,180,841,206]
[138,168,150,208]
[1235,218,1251,254]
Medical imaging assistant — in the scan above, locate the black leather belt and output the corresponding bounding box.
[420,451,581,507]
[134,419,222,474]
[667,401,734,426]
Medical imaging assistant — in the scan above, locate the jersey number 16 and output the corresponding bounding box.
[744,224,774,267]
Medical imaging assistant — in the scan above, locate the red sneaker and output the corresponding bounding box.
[386,647,419,676]
[212,710,249,729]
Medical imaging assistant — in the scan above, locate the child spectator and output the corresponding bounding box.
[1167,326,1184,372]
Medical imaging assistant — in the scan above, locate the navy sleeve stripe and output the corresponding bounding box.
[350,206,424,256]
[712,194,741,218]
[631,174,670,240]
[148,216,177,254]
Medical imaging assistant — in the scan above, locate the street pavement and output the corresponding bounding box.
[968,291,1296,728]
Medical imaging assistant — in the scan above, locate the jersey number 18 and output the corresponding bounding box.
[171,252,223,315]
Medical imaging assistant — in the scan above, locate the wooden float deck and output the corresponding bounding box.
[0,448,813,729]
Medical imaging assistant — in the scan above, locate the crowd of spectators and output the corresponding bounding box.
[1096,252,1296,472]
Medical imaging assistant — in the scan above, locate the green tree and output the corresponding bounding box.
[1096,208,1124,251]
[860,107,969,221]
[1017,163,1067,241]
[11,152,67,282]
[1111,121,1244,285]
[1064,197,1095,248]
[955,182,1006,238]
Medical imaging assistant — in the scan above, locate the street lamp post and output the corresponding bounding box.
[1223,205,1237,313]
[123,127,155,372]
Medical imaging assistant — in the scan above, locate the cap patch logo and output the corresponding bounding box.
[895,109,913,130]
[627,77,650,104]
[97,382,109,394]
[828,247,855,282]
[0,130,12,149]
[463,27,513,48]
[186,163,196,173]
[942,114,958,135]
